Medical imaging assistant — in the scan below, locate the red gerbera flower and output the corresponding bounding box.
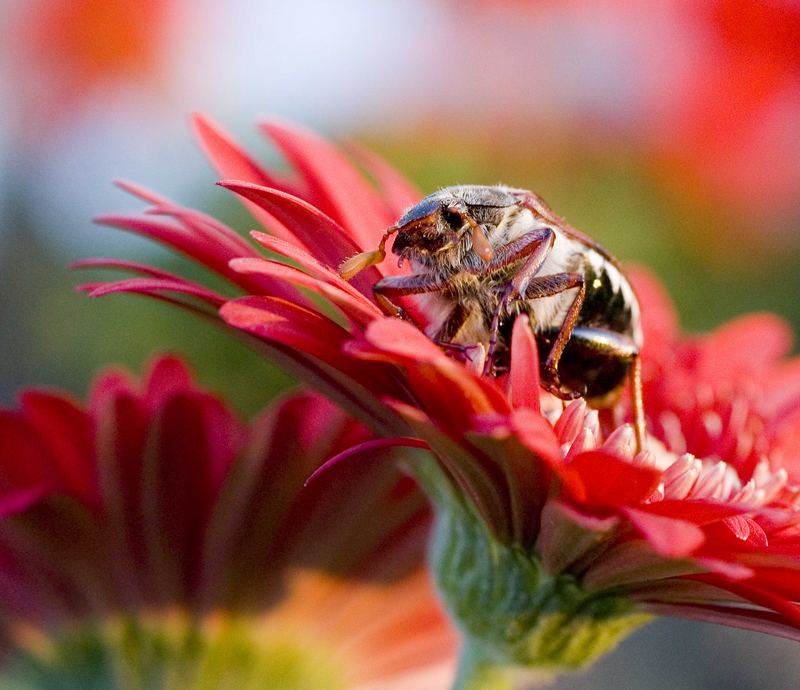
[80,116,800,687]
[0,356,456,689]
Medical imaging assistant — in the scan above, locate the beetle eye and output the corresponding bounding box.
[442,207,464,228]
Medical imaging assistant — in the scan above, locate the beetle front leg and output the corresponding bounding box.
[373,274,446,324]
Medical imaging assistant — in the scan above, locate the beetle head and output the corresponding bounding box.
[392,186,517,267]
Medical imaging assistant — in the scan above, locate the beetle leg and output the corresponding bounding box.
[508,272,586,396]
[480,228,556,374]
[470,227,554,277]
[373,273,446,323]
[630,354,645,453]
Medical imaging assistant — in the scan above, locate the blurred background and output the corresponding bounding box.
[0,0,798,687]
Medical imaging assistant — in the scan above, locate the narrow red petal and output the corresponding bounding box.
[71,258,179,279]
[259,118,393,250]
[229,258,380,328]
[191,112,291,191]
[220,296,351,362]
[219,181,382,299]
[643,602,800,642]
[688,574,800,629]
[509,316,541,412]
[85,277,227,306]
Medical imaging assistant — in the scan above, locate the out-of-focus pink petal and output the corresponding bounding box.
[141,355,194,408]
[701,313,793,374]
[19,392,96,505]
[0,486,49,518]
[0,413,55,494]
[628,266,679,344]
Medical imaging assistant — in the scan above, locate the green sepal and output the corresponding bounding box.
[415,458,651,690]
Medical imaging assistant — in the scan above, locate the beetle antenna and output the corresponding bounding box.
[339,226,398,280]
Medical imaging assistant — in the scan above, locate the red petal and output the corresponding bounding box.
[536,500,620,574]
[466,413,556,544]
[628,266,679,343]
[115,179,257,258]
[71,257,180,279]
[84,277,226,306]
[259,119,392,251]
[192,113,284,189]
[229,258,380,328]
[219,181,381,298]
[507,409,562,465]
[362,317,449,364]
[724,515,769,547]
[561,450,663,506]
[220,296,352,363]
[19,392,96,505]
[631,499,746,525]
[247,232,376,304]
[643,602,800,642]
[689,574,800,629]
[623,507,706,557]
[94,214,237,281]
[509,315,540,412]
[701,313,793,373]
[343,139,420,218]
[305,437,429,486]
[143,356,194,408]
[191,113,298,239]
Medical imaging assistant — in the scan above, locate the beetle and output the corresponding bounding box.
[340,185,645,450]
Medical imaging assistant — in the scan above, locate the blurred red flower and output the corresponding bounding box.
[0,356,455,688]
[7,0,176,127]
[81,115,800,679]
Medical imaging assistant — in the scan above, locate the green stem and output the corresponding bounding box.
[454,642,553,690]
